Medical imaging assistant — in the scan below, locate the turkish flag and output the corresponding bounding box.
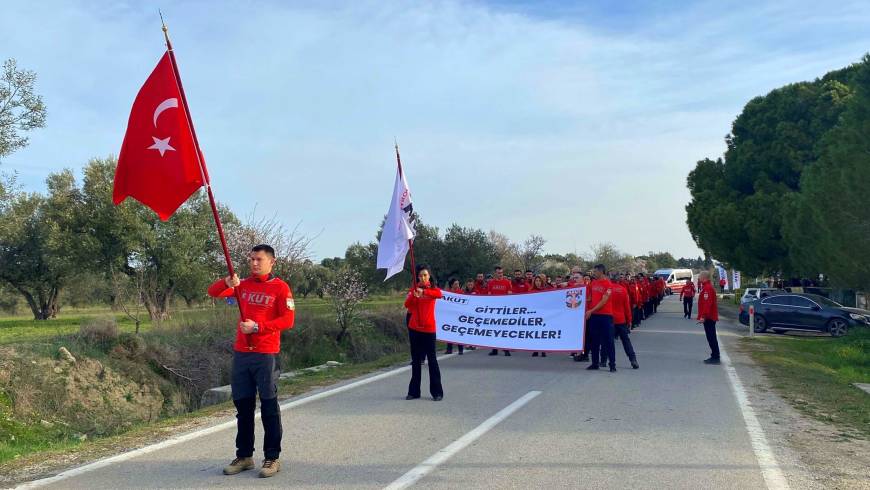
[113,52,204,220]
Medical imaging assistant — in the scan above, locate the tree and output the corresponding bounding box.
[0,193,60,319]
[324,267,367,343]
[783,55,870,290]
[110,264,145,333]
[588,243,635,273]
[518,235,546,273]
[225,209,313,282]
[487,231,522,273]
[294,261,332,298]
[439,225,499,283]
[685,61,860,276]
[73,157,237,321]
[642,251,678,272]
[0,169,79,319]
[0,59,47,159]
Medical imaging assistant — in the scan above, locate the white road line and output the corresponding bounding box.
[16,354,457,489]
[719,341,790,490]
[384,390,542,490]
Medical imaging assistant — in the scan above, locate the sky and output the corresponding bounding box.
[3,0,869,262]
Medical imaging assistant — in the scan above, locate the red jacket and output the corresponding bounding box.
[487,278,513,295]
[472,280,488,295]
[587,278,614,316]
[513,279,532,293]
[208,274,295,354]
[627,281,639,307]
[638,280,648,302]
[680,281,696,299]
[610,283,633,326]
[404,285,443,333]
[697,280,719,322]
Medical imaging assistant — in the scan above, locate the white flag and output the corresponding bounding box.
[732,270,741,290]
[376,165,415,280]
[715,263,730,290]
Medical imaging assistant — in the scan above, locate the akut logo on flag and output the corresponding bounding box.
[148,98,179,156]
[400,188,415,229]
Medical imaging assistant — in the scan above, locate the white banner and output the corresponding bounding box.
[732,270,741,290]
[435,289,586,352]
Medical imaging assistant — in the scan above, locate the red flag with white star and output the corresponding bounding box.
[113,52,204,220]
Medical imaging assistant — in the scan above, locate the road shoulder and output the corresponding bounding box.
[717,315,870,489]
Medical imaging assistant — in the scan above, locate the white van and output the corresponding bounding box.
[653,268,694,295]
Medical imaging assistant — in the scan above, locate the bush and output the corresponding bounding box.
[78,316,120,351]
[143,311,236,408]
[112,332,147,359]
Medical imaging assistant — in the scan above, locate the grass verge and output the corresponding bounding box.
[0,352,409,483]
[739,328,870,439]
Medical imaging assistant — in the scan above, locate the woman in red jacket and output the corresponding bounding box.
[530,275,551,357]
[404,265,444,401]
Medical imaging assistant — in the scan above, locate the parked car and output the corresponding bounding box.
[740,288,786,304]
[739,293,870,337]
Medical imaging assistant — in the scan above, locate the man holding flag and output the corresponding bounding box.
[112,22,294,478]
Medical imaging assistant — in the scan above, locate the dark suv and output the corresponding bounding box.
[739,293,870,337]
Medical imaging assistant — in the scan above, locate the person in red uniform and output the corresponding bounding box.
[472,273,488,295]
[601,278,639,369]
[512,269,531,293]
[487,266,513,295]
[585,264,616,371]
[487,266,513,356]
[208,244,295,478]
[653,277,664,313]
[404,265,445,399]
[530,275,551,358]
[680,278,696,319]
[444,279,464,355]
[627,275,642,329]
[697,271,720,364]
[637,274,649,318]
[524,270,535,286]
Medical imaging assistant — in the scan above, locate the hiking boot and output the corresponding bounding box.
[259,459,281,478]
[703,357,721,365]
[488,350,498,356]
[223,457,255,475]
[631,359,639,369]
[586,364,599,370]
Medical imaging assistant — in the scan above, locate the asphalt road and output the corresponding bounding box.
[23,297,774,489]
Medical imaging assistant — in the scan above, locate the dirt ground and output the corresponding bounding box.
[720,318,870,489]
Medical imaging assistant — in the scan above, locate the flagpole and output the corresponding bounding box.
[395,141,417,291]
[160,15,251,347]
